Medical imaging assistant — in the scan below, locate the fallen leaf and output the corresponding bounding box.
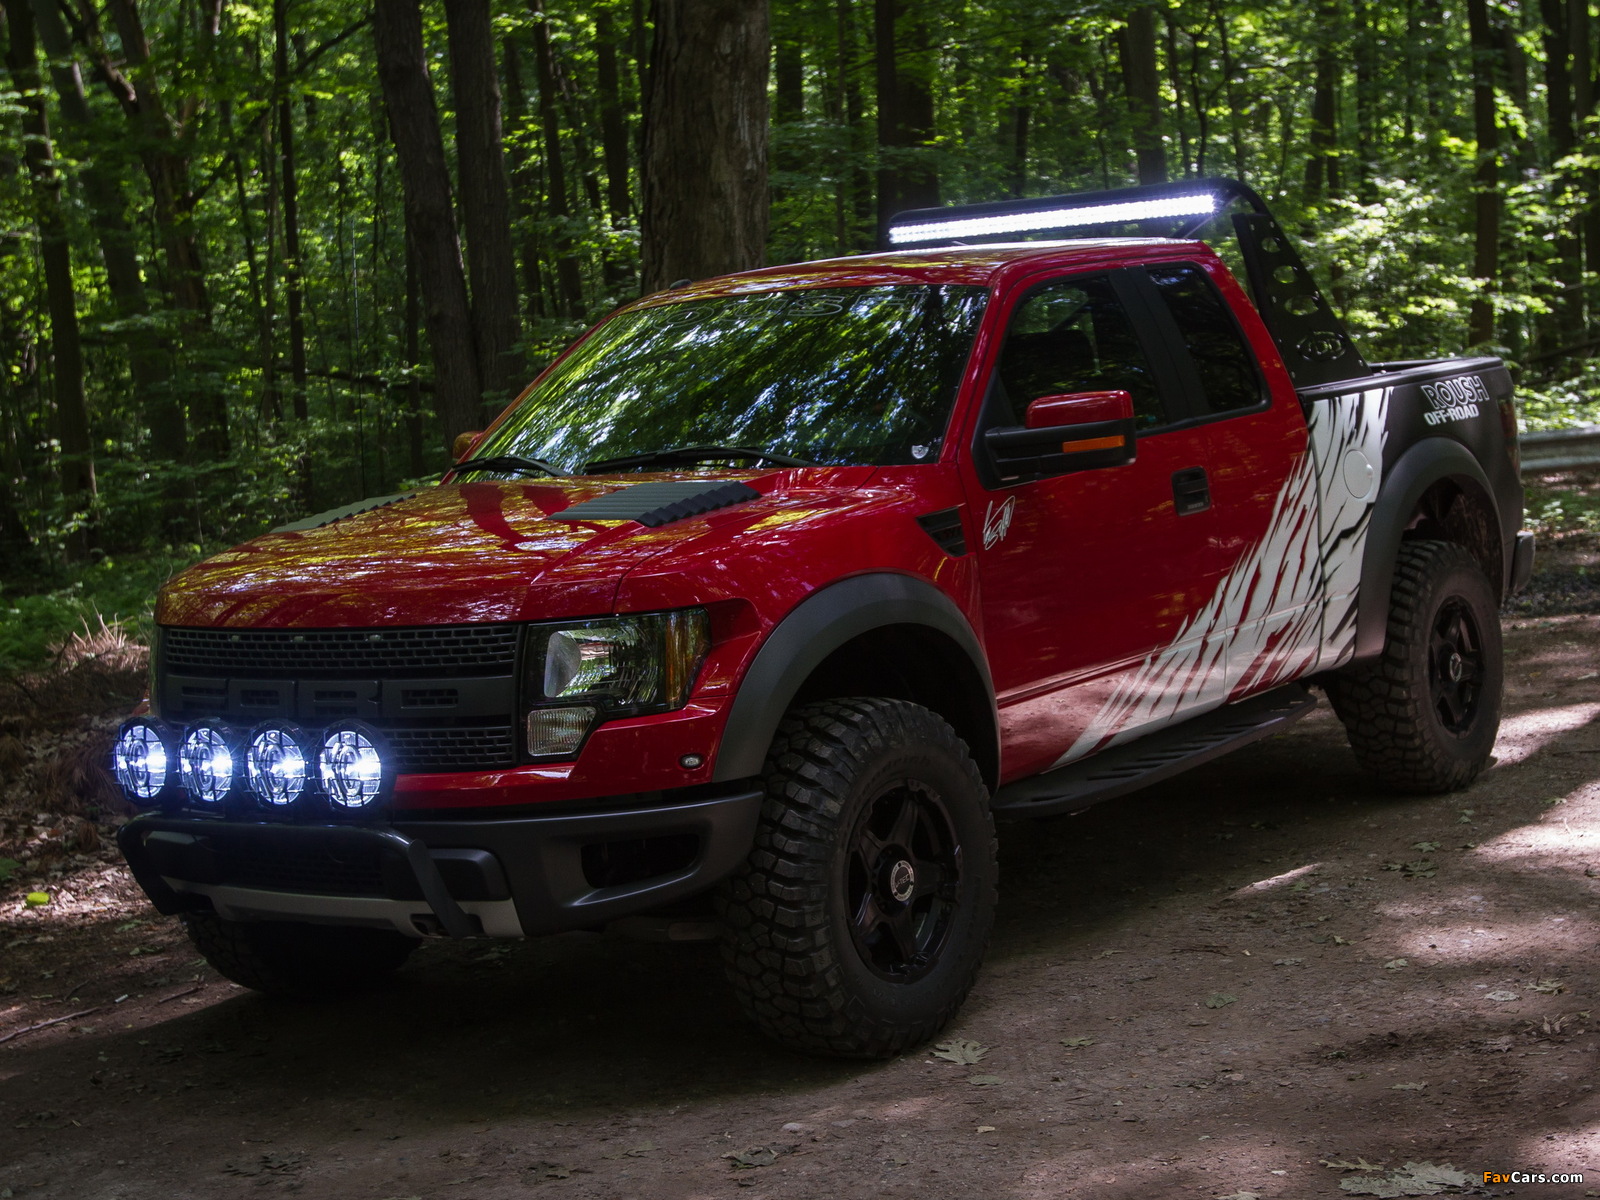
[1205,993,1237,1009]
[1339,1160,1469,1197]
[1530,979,1567,995]
[723,1146,778,1169]
[1321,1157,1386,1171]
[1485,990,1520,1002]
[23,893,48,907]
[1274,957,1304,966]
[931,1038,989,1065]
[1059,1037,1095,1048]
[1389,1082,1426,1090]
[1383,958,1408,970]
[1217,1193,1261,1200]
[1411,841,1440,852]
[1096,949,1124,958]
[540,1163,571,1180]
[968,1074,1003,1086]
[975,1125,996,1133]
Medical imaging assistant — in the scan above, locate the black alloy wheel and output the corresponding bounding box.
[1429,596,1485,734]
[845,780,962,983]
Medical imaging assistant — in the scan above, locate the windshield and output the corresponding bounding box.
[469,285,987,472]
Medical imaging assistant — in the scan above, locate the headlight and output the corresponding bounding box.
[523,609,709,758]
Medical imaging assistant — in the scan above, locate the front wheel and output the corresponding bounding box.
[1325,539,1504,793]
[716,698,998,1058]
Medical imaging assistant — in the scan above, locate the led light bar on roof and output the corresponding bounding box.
[888,192,1219,246]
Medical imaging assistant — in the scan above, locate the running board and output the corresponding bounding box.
[990,684,1318,820]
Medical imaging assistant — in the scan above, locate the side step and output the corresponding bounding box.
[991,684,1319,820]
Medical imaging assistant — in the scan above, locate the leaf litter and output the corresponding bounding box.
[1336,1160,1470,1196]
[931,1038,988,1065]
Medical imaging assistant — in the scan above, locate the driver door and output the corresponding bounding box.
[964,269,1223,781]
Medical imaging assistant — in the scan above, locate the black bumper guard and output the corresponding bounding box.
[117,786,764,939]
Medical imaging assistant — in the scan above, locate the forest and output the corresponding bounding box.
[0,0,1595,663]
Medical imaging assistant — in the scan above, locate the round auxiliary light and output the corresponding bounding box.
[318,723,391,809]
[245,725,310,807]
[179,724,235,804]
[112,718,174,805]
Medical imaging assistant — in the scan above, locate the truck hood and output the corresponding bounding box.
[155,470,887,628]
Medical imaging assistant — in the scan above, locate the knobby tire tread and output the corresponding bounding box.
[1325,540,1501,794]
[717,697,997,1059]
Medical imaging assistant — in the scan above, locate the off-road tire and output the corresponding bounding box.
[716,698,998,1058]
[180,913,416,998]
[1325,539,1503,793]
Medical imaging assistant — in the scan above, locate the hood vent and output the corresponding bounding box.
[553,480,761,528]
[271,492,417,534]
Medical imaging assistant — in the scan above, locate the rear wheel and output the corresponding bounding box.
[181,913,416,998]
[717,698,998,1058]
[1325,539,1503,792]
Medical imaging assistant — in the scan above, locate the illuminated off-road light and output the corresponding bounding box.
[113,719,173,804]
[246,725,310,806]
[179,724,234,804]
[319,724,390,809]
[887,193,1219,246]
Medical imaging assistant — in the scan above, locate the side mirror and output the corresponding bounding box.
[451,430,483,461]
[986,390,1137,483]
[1024,390,1134,429]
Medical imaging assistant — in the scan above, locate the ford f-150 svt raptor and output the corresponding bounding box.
[111,179,1532,1058]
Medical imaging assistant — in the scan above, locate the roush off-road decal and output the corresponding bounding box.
[1053,386,1389,765]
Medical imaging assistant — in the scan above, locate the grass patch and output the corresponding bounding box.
[1524,469,1600,540]
[0,551,199,670]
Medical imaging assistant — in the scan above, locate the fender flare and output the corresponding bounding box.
[1352,437,1500,661]
[710,573,997,783]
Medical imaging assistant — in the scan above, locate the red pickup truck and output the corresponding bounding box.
[112,179,1530,1058]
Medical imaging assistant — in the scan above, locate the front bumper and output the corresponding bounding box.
[117,785,763,939]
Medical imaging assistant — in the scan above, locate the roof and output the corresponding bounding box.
[635,238,1201,306]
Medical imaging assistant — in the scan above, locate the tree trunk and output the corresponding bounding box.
[373,0,485,440]
[640,0,770,292]
[272,0,307,424]
[595,6,633,228]
[26,0,181,468]
[92,0,228,459]
[1117,6,1165,184]
[1542,0,1583,336]
[1303,0,1341,201]
[502,39,549,323]
[873,0,938,237]
[445,0,521,406]
[1468,0,1501,345]
[3,0,94,548]
[530,0,586,316]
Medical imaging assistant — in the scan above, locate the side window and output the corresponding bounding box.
[998,275,1166,430]
[1146,263,1265,416]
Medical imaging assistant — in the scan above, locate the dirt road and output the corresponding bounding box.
[2,611,1598,1200]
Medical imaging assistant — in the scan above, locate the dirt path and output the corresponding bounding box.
[2,613,1598,1200]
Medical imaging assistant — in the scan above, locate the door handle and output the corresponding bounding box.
[1171,466,1211,516]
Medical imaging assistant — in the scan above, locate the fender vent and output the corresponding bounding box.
[916,507,968,556]
[553,480,761,528]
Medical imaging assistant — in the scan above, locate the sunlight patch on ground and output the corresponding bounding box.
[1490,702,1600,767]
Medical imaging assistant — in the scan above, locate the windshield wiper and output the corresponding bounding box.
[450,454,562,478]
[583,444,820,474]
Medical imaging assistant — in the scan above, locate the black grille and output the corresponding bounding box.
[386,724,517,773]
[161,624,520,678]
[217,841,388,897]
